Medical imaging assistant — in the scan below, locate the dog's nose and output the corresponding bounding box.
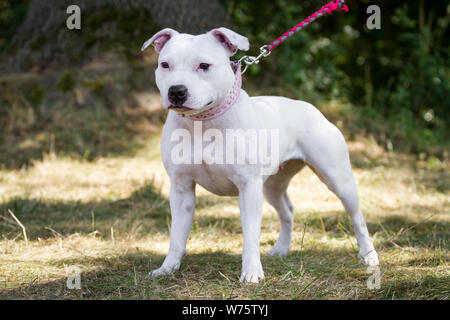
[168,85,188,105]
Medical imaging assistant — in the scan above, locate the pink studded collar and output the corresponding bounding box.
[182,62,242,121]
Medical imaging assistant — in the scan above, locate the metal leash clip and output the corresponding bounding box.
[238,45,271,74]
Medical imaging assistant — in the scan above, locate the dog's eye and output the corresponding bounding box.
[199,63,210,71]
[160,62,170,69]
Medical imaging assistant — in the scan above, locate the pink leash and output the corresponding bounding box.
[239,0,349,73]
[266,0,349,51]
[181,0,349,121]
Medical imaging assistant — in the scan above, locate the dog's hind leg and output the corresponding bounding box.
[264,160,305,256]
[304,127,379,266]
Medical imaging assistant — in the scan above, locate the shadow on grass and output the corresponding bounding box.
[0,246,447,299]
[1,178,448,251]
[0,182,238,240]
[290,207,449,251]
[0,247,372,299]
[0,183,170,240]
[0,176,448,299]
[367,212,449,251]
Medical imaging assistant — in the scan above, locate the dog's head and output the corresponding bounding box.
[142,27,249,115]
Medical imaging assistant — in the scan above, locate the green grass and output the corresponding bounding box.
[0,133,448,299]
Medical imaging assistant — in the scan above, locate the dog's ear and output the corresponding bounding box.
[141,28,179,53]
[208,27,249,56]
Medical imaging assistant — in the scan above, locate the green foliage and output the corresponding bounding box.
[0,0,29,51]
[225,0,450,156]
[56,71,75,93]
[28,85,45,104]
[84,78,106,93]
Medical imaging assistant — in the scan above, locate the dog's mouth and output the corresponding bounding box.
[168,106,193,113]
[169,101,214,113]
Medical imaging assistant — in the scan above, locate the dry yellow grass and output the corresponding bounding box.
[0,134,448,299]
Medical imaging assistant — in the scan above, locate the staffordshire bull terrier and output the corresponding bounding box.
[142,27,378,283]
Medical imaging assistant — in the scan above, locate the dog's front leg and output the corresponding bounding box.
[238,177,264,283]
[151,178,195,277]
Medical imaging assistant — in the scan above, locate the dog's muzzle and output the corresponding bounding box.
[181,62,242,121]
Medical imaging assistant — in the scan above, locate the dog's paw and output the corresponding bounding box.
[240,263,264,283]
[359,250,379,266]
[150,263,180,278]
[267,244,289,256]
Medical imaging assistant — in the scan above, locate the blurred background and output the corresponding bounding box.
[0,0,449,168]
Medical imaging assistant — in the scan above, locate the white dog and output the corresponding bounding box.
[142,27,379,283]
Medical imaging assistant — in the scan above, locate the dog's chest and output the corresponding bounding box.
[161,111,261,196]
[192,163,239,196]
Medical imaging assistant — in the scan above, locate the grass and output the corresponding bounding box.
[0,128,448,300]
